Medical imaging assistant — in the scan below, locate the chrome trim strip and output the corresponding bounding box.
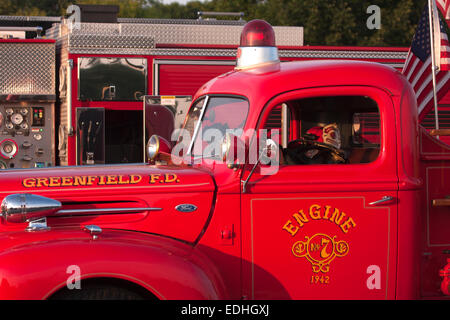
[236,46,279,69]
[0,94,56,102]
[56,207,162,215]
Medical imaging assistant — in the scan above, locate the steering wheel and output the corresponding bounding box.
[284,139,347,165]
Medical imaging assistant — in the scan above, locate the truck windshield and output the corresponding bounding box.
[181,96,249,159]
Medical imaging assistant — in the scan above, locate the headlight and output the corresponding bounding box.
[146,135,160,161]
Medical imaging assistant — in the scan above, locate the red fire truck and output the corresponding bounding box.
[0,11,450,300]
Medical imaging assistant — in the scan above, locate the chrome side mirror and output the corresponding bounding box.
[264,138,279,160]
[1,193,61,224]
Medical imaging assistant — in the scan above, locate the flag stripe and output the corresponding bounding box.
[416,70,447,104]
[404,55,424,81]
[403,49,414,74]
[412,58,432,87]
[437,0,450,22]
[405,56,422,80]
[415,74,433,99]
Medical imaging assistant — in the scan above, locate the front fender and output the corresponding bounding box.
[0,228,228,300]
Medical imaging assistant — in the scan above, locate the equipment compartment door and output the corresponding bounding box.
[241,86,398,299]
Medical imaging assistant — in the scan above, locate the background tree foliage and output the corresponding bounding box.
[0,0,433,46]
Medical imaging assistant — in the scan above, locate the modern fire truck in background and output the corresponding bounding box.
[0,6,449,300]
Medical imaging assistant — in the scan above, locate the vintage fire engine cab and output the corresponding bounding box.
[0,19,449,300]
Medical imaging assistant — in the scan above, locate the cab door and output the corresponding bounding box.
[241,86,398,299]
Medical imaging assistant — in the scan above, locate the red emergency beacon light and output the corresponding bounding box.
[236,19,280,69]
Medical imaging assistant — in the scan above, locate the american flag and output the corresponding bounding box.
[437,0,450,22]
[402,3,450,119]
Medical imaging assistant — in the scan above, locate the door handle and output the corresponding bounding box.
[432,198,450,206]
[369,196,395,206]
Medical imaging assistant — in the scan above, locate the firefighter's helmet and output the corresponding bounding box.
[305,123,341,150]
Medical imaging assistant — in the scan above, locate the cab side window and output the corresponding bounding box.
[348,112,380,163]
[262,96,380,165]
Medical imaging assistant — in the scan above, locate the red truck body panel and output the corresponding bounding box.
[419,127,450,297]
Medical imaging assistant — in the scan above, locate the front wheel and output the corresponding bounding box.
[50,283,147,300]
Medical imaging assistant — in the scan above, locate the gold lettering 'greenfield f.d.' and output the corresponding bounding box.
[292,233,349,273]
[22,175,144,188]
[22,174,181,188]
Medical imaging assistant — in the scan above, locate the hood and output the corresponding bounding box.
[0,164,216,243]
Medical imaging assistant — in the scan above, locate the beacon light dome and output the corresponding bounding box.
[236,19,280,70]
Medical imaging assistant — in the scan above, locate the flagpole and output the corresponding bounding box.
[428,0,440,134]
